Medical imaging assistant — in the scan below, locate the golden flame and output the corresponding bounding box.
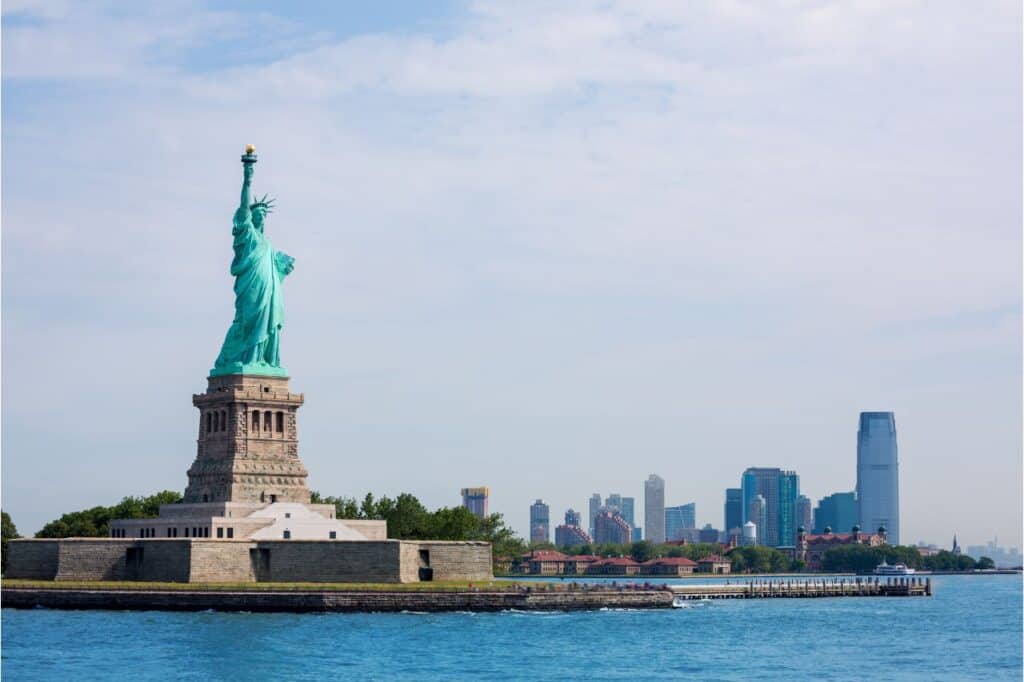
[245,144,256,154]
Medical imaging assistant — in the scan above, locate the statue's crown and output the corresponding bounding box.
[250,193,275,213]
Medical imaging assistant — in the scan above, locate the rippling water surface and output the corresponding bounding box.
[3,575,1020,680]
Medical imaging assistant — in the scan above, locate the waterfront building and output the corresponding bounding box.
[813,492,858,535]
[521,550,568,575]
[555,524,592,548]
[644,474,666,544]
[529,499,550,544]
[741,521,757,546]
[641,557,697,576]
[856,411,900,545]
[796,495,813,536]
[696,555,731,574]
[665,503,696,542]
[588,493,602,537]
[741,468,800,547]
[461,487,489,519]
[794,525,887,571]
[587,557,640,576]
[724,488,743,536]
[593,509,633,545]
[563,555,601,575]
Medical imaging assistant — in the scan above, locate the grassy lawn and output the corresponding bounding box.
[1,579,527,592]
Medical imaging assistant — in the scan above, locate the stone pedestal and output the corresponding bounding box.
[185,374,310,504]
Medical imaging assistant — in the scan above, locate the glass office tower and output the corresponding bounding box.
[856,412,900,544]
[813,491,858,534]
[724,488,743,534]
[644,474,666,544]
[741,468,799,547]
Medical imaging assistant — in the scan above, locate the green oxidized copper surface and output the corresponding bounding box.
[210,147,294,378]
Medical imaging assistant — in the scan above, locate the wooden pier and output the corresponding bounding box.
[670,577,931,601]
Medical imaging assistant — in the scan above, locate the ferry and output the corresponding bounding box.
[873,561,916,576]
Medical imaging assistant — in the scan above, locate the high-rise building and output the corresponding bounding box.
[588,493,602,537]
[529,499,550,544]
[605,494,636,528]
[747,494,766,545]
[664,503,696,542]
[796,495,812,533]
[555,523,592,548]
[857,412,900,544]
[555,508,591,548]
[724,488,743,535]
[593,509,632,545]
[813,492,858,534]
[741,468,800,547]
[460,487,489,518]
[644,474,666,544]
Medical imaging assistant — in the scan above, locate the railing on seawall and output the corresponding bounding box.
[670,576,931,600]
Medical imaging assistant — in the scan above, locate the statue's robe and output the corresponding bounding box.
[213,206,293,372]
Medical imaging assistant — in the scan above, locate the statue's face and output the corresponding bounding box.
[252,206,267,231]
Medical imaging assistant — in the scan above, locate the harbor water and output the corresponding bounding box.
[2,574,1020,680]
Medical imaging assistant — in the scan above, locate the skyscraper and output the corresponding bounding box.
[796,494,813,533]
[605,494,636,528]
[724,488,743,534]
[593,509,632,545]
[857,412,900,544]
[555,508,591,548]
[529,499,550,544]
[460,487,489,518]
[665,503,696,542]
[741,468,800,547]
[588,493,602,537]
[813,492,858,534]
[644,474,666,544]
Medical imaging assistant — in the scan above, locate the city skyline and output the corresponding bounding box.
[3,2,1020,549]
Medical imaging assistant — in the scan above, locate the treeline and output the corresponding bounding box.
[311,491,526,558]
[34,491,183,539]
[821,544,994,572]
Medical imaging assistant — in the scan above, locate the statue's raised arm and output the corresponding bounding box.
[211,145,291,378]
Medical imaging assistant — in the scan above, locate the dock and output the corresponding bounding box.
[670,577,931,600]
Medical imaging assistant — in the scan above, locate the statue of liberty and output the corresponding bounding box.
[211,145,294,377]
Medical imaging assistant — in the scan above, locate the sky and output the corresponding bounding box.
[2,0,1021,548]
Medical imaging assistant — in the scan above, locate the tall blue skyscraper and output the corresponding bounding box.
[857,412,900,544]
[724,488,743,533]
[665,503,696,542]
[741,468,800,547]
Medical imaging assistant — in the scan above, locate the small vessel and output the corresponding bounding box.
[874,561,915,575]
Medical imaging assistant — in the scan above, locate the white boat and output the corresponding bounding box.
[874,561,916,575]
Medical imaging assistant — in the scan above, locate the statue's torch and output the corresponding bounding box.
[241,143,257,165]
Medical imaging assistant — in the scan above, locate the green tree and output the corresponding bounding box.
[976,556,995,570]
[35,491,182,539]
[630,541,656,562]
[2,511,20,573]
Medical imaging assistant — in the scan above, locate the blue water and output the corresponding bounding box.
[3,575,1020,680]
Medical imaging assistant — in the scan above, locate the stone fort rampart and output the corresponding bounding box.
[6,539,492,584]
